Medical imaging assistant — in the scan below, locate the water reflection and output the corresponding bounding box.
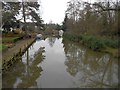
[36,37,73,88]
[2,37,118,88]
[2,43,45,88]
[63,40,118,88]
[48,37,56,47]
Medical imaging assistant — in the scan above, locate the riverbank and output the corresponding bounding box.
[1,38,36,71]
[63,33,119,58]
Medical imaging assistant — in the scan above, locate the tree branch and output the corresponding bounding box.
[93,3,120,11]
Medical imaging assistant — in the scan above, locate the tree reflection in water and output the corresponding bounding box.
[2,46,45,88]
[48,37,56,47]
[63,40,118,88]
[2,37,118,88]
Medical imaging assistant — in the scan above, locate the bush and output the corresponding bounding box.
[81,35,105,50]
[63,33,118,51]
[102,38,118,48]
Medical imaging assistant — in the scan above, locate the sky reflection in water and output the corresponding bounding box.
[2,37,118,88]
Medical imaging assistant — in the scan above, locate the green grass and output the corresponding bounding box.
[0,37,20,41]
[0,37,21,51]
[0,37,21,43]
[0,44,7,51]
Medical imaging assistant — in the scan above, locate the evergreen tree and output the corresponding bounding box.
[2,0,21,32]
[62,13,68,31]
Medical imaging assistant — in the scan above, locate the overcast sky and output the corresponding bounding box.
[40,0,70,24]
[40,0,97,24]
[17,0,94,23]
[40,0,118,24]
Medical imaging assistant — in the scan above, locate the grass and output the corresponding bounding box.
[103,47,119,58]
[0,44,7,51]
[0,37,22,43]
[0,37,21,51]
[0,37,20,41]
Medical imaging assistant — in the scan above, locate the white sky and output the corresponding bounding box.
[40,0,70,24]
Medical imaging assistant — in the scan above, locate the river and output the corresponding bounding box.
[2,37,118,88]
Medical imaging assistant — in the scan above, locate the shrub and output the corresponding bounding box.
[63,33,118,51]
[81,35,105,50]
[103,38,118,48]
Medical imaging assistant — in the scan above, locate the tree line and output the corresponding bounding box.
[1,0,44,33]
[63,0,120,38]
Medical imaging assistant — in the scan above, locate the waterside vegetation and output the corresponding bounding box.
[63,33,119,58]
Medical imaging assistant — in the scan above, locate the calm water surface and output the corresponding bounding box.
[2,37,118,88]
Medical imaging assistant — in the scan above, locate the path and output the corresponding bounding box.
[0,38,35,65]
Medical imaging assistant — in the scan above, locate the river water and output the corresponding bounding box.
[2,37,118,88]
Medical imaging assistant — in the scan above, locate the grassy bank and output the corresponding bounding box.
[0,44,7,51]
[63,33,119,58]
[0,37,23,51]
[1,37,23,43]
[1,37,19,40]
